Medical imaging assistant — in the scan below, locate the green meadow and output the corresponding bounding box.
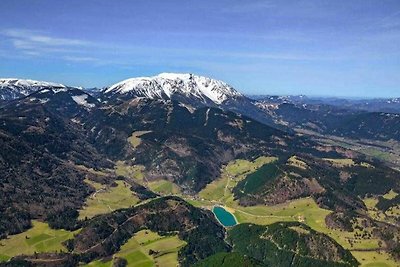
[148,180,181,195]
[84,230,186,267]
[79,180,140,220]
[352,251,398,267]
[0,221,78,261]
[115,161,146,182]
[199,156,277,203]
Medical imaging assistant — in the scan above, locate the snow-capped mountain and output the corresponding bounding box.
[103,73,275,126]
[0,74,276,126]
[104,73,243,105]
[0,78,66,101]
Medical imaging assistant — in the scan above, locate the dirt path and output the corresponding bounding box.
[234,209,294,219]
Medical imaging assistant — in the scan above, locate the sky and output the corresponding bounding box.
[0,0,399,97]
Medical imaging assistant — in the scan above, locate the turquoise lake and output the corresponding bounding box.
[212,206,237,227]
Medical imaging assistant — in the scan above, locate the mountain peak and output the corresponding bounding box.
[0,78,65,89]
[0,78,66,101]
[156,72,192,80]
[104,73,242,104]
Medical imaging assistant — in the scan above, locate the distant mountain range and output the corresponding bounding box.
[250,94,400,113]
[2,75,399,141]
[2,78,399,113]
[0,78,65,101]
[254,99,400,141]
[0,75,274,126]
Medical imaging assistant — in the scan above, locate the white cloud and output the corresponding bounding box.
[1,29,93,57]
[2,29,91,46]
[1,24,398,70]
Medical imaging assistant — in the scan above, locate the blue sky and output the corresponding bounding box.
[0,0,399,97]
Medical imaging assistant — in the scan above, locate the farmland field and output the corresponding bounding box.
[0,221,78,260]
[84,230,186,267]
[352,251,398,267]
[115,161,146,182]
[79,180,140,219]
[148,179,181,195]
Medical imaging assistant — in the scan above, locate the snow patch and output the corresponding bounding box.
[204,108,210,126]
[52,88,69,93]
[71,94,95,108]
[178,102,196,113]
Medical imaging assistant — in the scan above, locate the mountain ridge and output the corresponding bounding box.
[104,73,242,105]
[0,74,275,126]
[102,73,276,127]
[0,78,66,101]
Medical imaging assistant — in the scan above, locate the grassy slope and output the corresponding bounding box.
[117,131,182,196]
[148,180,181,195]
[115,161,145,182]
[128,131,152,148]
[287,155,308,170]
[116,161,181,196]
[352,251,398,267]
[323,158,355,167]
[79,180,140,220]
[383,190,399,200]
[234,162,280,195]
[199,157,277,203]
[363,189,400,231]
[0,221,78,261]
[84,230,186,267]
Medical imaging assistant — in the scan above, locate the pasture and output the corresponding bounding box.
[148,180,181,195]
[0,221,78,260]
[115,161,145,182]
[84,230,186,267]
[79,180,140,219]
[199,156,277,202]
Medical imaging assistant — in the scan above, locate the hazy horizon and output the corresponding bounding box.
[1,0,399,98]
